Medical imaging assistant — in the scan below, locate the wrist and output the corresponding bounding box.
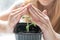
[54,32,60,40]
[7,22,15,33]
[0,20,8,33]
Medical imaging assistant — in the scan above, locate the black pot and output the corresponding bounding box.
[14,23,42,40]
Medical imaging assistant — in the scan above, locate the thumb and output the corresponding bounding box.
[42,10,47,15]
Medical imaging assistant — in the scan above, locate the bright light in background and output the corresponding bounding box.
[0,0,24,16]
[0,34,16,40]
[0,0,16,13]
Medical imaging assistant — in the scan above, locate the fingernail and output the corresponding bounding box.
[27,3,32,9]
[42,9,47,15]
[20,3,25,7]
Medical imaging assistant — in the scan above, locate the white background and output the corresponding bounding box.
[0,34,16,40]
[0,0,24,16]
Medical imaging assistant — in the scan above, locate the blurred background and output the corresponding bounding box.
[0,0,24,16]
[0,0,16,15]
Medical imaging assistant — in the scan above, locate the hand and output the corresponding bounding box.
[28,4,59,40]
[7,3,31,33]
[7,8,27,33]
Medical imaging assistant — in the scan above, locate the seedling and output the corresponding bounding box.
[22,15,36,32]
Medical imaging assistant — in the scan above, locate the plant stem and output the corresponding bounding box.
[26,23,30,32]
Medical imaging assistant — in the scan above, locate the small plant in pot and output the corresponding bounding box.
[14,15,42,40]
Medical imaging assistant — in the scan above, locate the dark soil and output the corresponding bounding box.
[14,23,41,33]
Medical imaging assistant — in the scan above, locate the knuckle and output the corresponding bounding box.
[45,16,49,20]
[10,13,14,16]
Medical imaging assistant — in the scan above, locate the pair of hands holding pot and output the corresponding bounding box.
[8,3,59,40]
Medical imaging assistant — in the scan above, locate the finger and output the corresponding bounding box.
[13,8,27,20]
[29,6,47,24]
[30,16,48,33]
[10,7,26,16]
[31,5,45,16]
[29,6,49,28]
[29,8,44,21]
[12,3,31,13]
[28,5,50,32]
[42,10,49,21]
[12,3,25,10]
[32,5,49,21]
[42,10,48,15]
[9,7,27,21]
[8,8,27,27]
[10,3,31,16]
[30,5,49,23]
[13,9,27,24]
[30,13,50,33]
[29,7,50,31]
[31,5,49,22]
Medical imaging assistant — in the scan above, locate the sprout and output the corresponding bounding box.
[26,23,30,32]
[26,22,36,32]
[22,15,36,32]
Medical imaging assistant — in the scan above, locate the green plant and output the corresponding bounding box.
[26,22,36,32]
[22,15,36,32]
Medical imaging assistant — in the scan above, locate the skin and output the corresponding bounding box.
[7,4,31,33]
[28,4,59,40]
[0,0,60,40]
[38,0,54,6]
